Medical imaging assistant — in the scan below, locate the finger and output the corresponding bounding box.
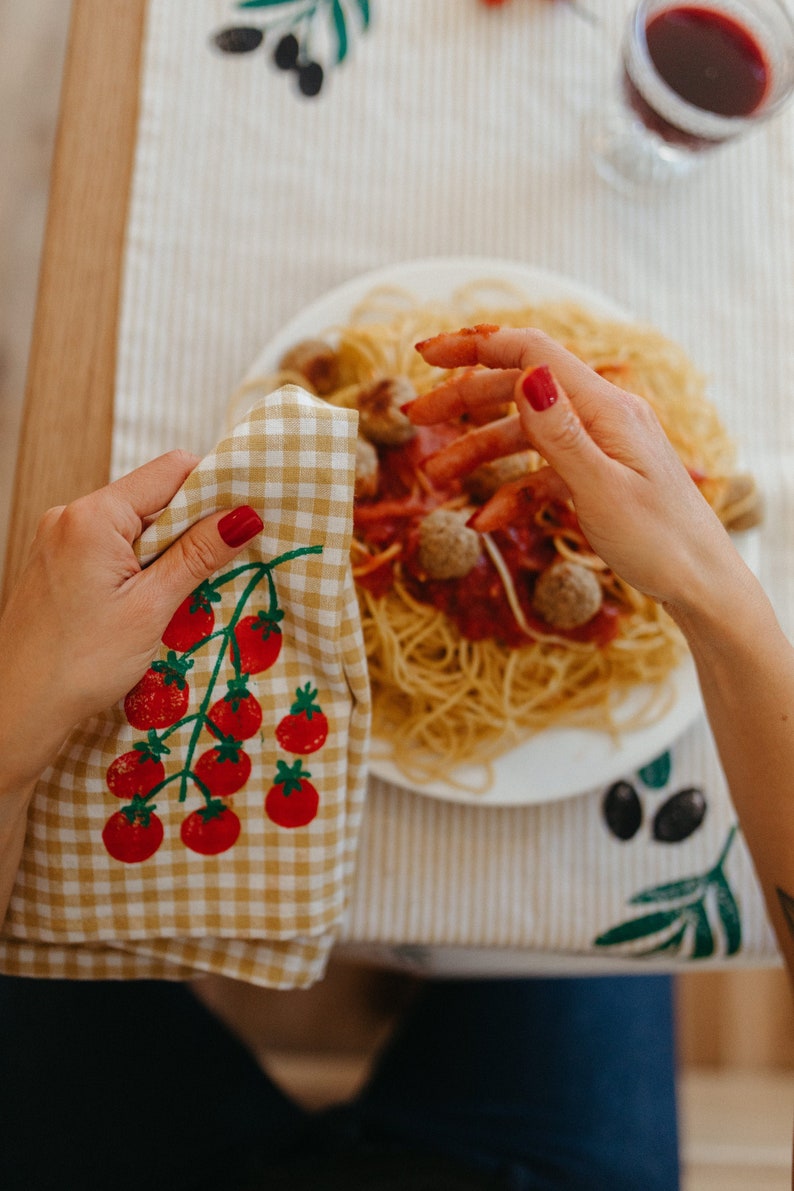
[515,367,613,495]
[424,413,526,485]
[417,327,617,420]
[108,450,202,521]
[415,324,501,368]
[469,467,571,533]
[405,368,520,425]
[136,504,264,618]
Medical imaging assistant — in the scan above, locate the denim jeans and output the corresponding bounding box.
[0,971,679,1190]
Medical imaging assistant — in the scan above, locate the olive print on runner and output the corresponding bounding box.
[595,750,742,959]
[602,780,643,841]
[601,750,707,844]
[103,544,328,864]
[211,0,372,98]
[594,826,742,961]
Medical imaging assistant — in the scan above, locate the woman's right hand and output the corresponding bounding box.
[410,326,752,619]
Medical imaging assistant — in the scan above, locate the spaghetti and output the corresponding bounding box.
[243,280,753,791]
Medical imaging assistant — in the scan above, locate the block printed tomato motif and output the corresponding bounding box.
[102,798,165,864]
[103,543,328,863]
[106,734,170,799]
[207,678,263,741]
[123,653,193,730]
[275,683,329,754]
[265,759,320,829]
[161,581,221,651]
[233,610,283,674]
[180,801,242,856]
[194,737,252,798]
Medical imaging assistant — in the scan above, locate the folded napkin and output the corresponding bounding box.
[0,386,371,988]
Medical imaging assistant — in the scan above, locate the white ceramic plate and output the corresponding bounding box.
[244,257,753,805]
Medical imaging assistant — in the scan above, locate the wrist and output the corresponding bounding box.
[0,680,76,800]
[663,543,779,665]
[0,778,36,821]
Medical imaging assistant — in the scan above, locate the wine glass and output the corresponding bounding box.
[588,0,794,191]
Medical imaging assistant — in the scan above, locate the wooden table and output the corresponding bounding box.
[2,0,146,601]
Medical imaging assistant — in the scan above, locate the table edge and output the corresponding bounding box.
[2,0,147,602]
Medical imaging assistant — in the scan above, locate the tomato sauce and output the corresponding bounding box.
[354,426,623,649]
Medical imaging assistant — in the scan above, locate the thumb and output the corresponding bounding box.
[515,366,611,497]
[138,504,264,618]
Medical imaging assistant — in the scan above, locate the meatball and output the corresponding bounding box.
[418,508,481,580]
[720,473,763,532]
[532,560,603,630]
[354,436,379,499]
[356,377,417,446]
[279,338,340,395]
[464,452,533,503]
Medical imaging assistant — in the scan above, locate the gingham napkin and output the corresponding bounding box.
[0,386,371,988]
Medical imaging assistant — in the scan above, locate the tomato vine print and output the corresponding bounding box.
[104,544,329,864]
[265,758,320,828]
[276,683,329,754]
[212,0,372,98]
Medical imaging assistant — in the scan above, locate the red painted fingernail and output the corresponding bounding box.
[521,366,558,412]
[218,505,263,547]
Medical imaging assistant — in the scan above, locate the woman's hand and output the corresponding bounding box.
[0,451,264,798]
[411,326,751,616]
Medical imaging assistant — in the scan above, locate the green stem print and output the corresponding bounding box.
[102,545,324,863]
[593,825,742,960]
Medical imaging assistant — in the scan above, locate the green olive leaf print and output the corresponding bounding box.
[637,750,672,789]
[594,825,742,960]
[332,0,348,62]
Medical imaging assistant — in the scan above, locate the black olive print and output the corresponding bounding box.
[274,33,301,70]
[603,780,643,841]
[212,0,371,99]
[652,787,707,843]
[213,26,264,55]
[298,61,324,97]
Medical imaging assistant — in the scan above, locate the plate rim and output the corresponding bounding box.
[244,257,714,807]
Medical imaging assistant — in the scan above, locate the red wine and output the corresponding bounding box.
[625,5,771,148]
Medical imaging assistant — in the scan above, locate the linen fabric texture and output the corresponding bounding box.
[0,386,371,988]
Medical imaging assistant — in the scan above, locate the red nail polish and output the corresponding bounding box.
[218,506,263,547]
[521,366,558,412]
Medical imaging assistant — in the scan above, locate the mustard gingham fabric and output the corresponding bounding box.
[0,386,371,988]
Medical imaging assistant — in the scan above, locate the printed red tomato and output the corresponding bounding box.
[265,759,319,829]
[106,743,167,799]
[180,800,241,855]
[207,678,263,741]
[194,737,251,797]
[124,653,192,730]
[275,683,328,754]
[233,609,284,675]
[161,582,220,652]
[102,798,164,863]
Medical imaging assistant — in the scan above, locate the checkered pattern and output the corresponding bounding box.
[0,386,371,989]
